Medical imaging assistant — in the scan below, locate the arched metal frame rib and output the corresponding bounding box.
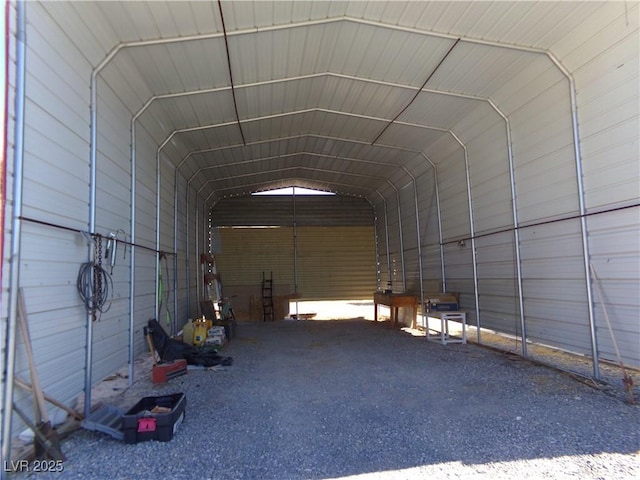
[138,77,527,351]
[159,110,457,303]
[86,18,600,417]
[189,149,424,309]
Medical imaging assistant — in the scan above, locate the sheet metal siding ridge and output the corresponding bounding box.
[428,42,542,99]
[587,209,640,367]
[215,226,296,291]
[211,195,373,227]
[510,83,578,224]
[295,226,377,300]
[90,1,598,53]
[38,1,113,67]
[475,232,519,335]
[214,222,388,303]
[518,220,592,357]
[120,39,229,94]
[22,10,91,229]
[399,183,418,252]
[415,169,440,246]
[143,90,237,134]
[436,150,469,241]
[159,158,175,251]
[382,191,403,291]
[464,120,512,235]
[496,57,563,109]
[94,95,132,236]
[378,124,447,153]
[442,243,476,326]
[159,176,175,324]
[403,249,421,294]
[132,248,158,356]
[400,92,477,129]
[185,188,198,316]
[227,21,454,88]
[372,193,391,290]
[422,244,443,285]
[553,3,638,72]
[237,75,414,123]
[8,3,95,431]
[100,56,150,116]
[576,30,639,211]
[133,136,162,341]
[176,177,189,322]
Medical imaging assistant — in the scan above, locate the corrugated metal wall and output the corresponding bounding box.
[5,1,93,421]
[214,225,376,300]
[2,3,639,455]
[211,195,376,300]
[296,226,376,299]
[211,195,375,227]
[175,174,188,328]
[569,8,639,366]
[215,227,295,290]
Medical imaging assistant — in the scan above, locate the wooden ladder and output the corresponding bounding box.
[262,271,274,322]
[201,253,221,304]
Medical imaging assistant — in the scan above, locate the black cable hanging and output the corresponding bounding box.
[77,236,113,320]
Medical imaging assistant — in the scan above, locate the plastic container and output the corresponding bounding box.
[207,326,225,337]
[122,393,186,444]
[193,322,208,346]
[182,320,194,345]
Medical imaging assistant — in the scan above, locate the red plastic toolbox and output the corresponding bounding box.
[152,359,187,384]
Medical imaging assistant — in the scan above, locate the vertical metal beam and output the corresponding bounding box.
[431,130,479,340]
[185,190,191,317]
[410,172,426,329]
[451,133,481,342]
[203,203,208,301]
[372,207,381,290]
[127,115,137,385]
[492,103,527,357]
[292,187,298,295]
[195,199,200,307]
[375,191,391,290]
[546,54,600,379]
[575,89,600,378]
[389,182,405,292]
[84,40,100,422]
[155,151,161,321]
[421,154,446,292]
[173,171,179,333]
[2,0,26,462]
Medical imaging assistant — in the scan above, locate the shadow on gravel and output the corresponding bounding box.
[190,319,639,479]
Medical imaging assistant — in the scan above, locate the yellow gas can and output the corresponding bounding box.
[193,320,209,346]
[182,320,194,345]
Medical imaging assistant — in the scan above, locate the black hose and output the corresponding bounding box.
[77,261,113,316]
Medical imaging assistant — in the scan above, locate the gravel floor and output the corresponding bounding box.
[16,319,640,479]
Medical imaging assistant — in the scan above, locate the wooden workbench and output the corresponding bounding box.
[373,291,418,329]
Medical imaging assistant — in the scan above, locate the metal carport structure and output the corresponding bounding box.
[2,0,639,461]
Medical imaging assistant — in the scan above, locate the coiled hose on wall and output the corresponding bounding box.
[77,261,112,319]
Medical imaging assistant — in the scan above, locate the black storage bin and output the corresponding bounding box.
[122,393,186,444]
